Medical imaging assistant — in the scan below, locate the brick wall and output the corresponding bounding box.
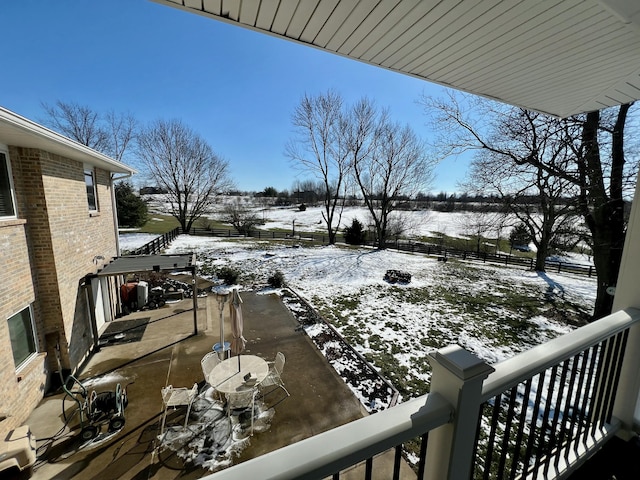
[0,146,119,437]
[0,148,47,438]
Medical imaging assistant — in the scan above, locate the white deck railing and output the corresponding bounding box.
[205,392,452,479]
[204,308,640,480]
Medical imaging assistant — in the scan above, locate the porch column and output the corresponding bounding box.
[611,177,640,436]
[423,345,494,480]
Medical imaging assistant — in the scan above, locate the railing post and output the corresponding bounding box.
[423,345,495,480]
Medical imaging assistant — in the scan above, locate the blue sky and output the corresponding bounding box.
[0,0,467,193]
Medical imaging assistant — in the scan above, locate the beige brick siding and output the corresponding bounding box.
[0,146,119,437]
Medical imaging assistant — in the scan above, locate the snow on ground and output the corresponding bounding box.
[235,205,510,239]
[118,232,160,254]
[145,194,527,239]
[164,235,597,403]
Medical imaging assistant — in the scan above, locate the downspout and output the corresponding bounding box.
[110,172,132,256]
[84,274,100,352]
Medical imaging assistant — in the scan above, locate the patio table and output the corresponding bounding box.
[207,354,269,394]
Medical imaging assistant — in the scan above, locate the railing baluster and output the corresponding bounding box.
[557,355,579,458]
[545,360,569,477]
[533,365,557,477]
[497,387,518,479]
[591,338,616,435]
[522,371,546,477]
[570,350,590,454]
[483,394,503,480]
[605,330,629,423]
[508,379,532,480]
[598,334,620,425]
[583,342,602,444]
[365,457,373,480]
[417,433,428,480]
[471,402,485,479]
[393,445,402,480]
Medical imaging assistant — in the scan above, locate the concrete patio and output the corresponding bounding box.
[25,289,415,479]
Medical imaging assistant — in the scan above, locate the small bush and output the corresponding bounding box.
[217,266,240,285]
[298,203,307,211]
[268,270,286,288]
[344,218,367,245]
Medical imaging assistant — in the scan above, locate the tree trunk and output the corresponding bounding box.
[590,225,623,319]
[579,106,630,320]
[534,243,548,272]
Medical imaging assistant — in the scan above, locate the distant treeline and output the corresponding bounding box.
[140,186,622,214]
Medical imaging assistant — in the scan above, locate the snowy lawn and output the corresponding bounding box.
[118,232,160,254]
[163,235,596,404]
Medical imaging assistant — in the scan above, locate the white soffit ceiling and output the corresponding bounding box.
[154,0,640,118]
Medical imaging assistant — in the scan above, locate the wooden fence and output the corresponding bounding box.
[126,227,181,255]
[184,227,595,278]
[129,226,594,278]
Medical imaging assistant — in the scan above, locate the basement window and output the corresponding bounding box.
[84,166,98,211]
[0,150,16,218]
[8,305,37,369]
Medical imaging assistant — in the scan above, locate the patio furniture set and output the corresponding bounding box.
[159,350,290,438]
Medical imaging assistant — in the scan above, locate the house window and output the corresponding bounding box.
[8,305,37,368]
[0,151,16,218]
[84,166,98,211]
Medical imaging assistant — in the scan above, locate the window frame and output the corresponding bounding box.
[84,164,98,212]
[0,145,17,219]
[8,304,38,370]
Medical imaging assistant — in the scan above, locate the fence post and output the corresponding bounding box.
[423,345,495,480]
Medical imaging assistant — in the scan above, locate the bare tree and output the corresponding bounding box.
[564,105,636,318]
[457,211,505,254]
[41,100,137,162]
[136,119,232,232]
[286,91,350,244]
[222,198,262,235]
[104,110,137,162]
[435,98,583,270]
[423,92,637,318]
[347,99,434,249]
[462,117,581,270]
[41,101,110,151]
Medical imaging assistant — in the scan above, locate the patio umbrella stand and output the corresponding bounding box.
[230,289,246,371]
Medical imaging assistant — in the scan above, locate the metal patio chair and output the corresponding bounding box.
[201,351,223,399]
[159,383,198,436]
[226,389,256,436]
[260,351,290,397]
